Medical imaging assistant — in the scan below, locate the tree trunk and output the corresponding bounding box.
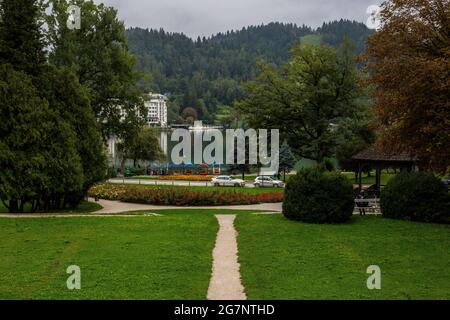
[9,199,19,213]
[120,158,126,176]
[31,200,37,213]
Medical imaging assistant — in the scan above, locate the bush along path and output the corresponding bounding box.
[207,215,247,300]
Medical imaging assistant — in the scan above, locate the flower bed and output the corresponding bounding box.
[88,184,284,206]
[158,175,214,181]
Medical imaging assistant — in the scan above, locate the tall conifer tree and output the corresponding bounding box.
[0,0,46,75]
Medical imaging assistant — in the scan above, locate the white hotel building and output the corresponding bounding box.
[145,93,168,128]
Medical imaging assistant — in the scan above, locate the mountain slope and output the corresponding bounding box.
[126,20,374,123]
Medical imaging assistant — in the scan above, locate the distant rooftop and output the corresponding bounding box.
[145,92,168,101]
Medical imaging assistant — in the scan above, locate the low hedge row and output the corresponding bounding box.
[88,184,284,206]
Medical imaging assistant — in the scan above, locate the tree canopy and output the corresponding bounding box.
[364,0,450,173]
[117,127,165,173]
[0,0,106,212]
[236,40,371,163]
[0,0,46,76]
[44,0,147,141]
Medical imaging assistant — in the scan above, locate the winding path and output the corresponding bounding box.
[94,199,282,214]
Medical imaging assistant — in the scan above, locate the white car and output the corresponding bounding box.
[254,176,285,188]
[211,176,245,187]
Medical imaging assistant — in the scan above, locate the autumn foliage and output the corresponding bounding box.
[364,0,450,173]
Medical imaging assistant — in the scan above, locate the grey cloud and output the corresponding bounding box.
[94,0,383,38]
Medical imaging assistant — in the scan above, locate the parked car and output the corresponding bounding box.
[211,176,245,187]
[254,176,285,188]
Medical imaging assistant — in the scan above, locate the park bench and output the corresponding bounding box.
[354,198,381,215]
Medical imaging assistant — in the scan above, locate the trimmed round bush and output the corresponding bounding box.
[282,168,355,223]
[381,172,450,223]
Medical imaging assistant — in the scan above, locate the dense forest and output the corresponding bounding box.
[126,20,374,124]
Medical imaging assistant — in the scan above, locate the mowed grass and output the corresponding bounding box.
[1,209,449,300]
[0,200,102,214]
[0,209,246,299]
[341,171,397,186]
[236,214,450,300]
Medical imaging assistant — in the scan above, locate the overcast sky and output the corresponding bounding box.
[95,0,383,38]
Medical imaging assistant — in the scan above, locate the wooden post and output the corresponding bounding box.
[376,166,382,195]
[358,162,362,192]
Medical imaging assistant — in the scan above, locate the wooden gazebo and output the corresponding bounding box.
[352,146,418,193]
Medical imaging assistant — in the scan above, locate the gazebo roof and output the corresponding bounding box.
[352,146,417,163]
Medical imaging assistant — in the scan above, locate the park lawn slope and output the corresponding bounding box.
[0,209,227,299]
[236,215,450,299]
[0,200,102,214]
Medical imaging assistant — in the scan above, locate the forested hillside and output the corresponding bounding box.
[126,20,374,124]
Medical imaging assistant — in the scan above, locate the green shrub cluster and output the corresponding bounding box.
[381,172,450,223]
[282,168,354,223]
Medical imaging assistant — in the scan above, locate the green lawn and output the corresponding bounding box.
[236,214,450,300]
[0,210,448,299]
[0,209,236,299]
[0,200,102,214]
[341,171,397,186]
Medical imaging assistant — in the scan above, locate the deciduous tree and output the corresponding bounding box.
[44,0,147,140]
[236,40,369,163]
[364,0,450,173]
[117,127,165,174]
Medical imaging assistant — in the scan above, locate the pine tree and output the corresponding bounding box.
[0,64,83,212]
[0,0,106,212]
[279,141,296,181]
[0,0,46,75]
